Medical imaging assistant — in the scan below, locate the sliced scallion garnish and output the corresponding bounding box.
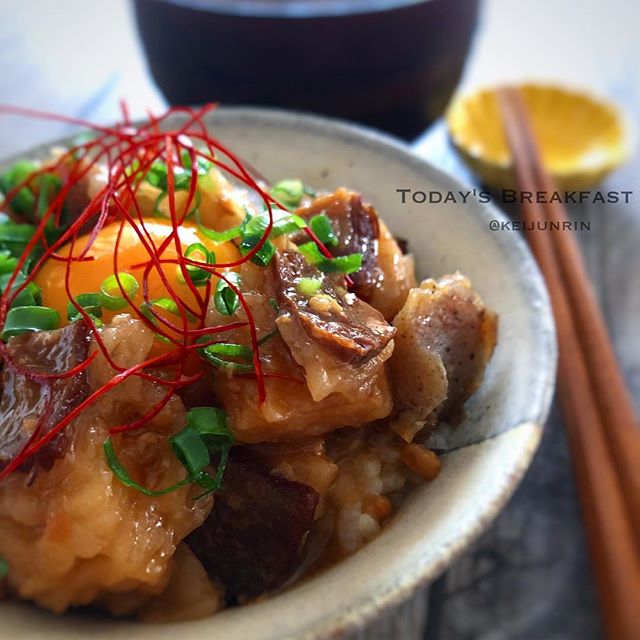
[297,276,323,296]
[99,273,139,310]
[270,179,306,209]
[197,223,243,243]
[267,209,307,237]
[199,341,254,372]
[140,297,196,326]
[238,213,276,266]
[10,289,38,309]
[170,426,211,476]
[298,242,363,274]
[104,406,234,499]
[310,213,338,247]
[1,306,60,340]
[0,271,41,300]
[214,272,241,316]
[186,406,234,451]
[270,179,315,210]
[0,161,38,216]
[103,438,211,497]
[178,242,214,286]
[0,221,38,258]
[0,251,17,275]
[35,173,62,219]
[67,292,102,321]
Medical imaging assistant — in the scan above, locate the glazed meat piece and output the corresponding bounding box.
[0,320,91,470]
[187,450,319,602]
[209,261,394,443]
[0,316,212,615]
[217,372,393,443]
[389,274,498,442]
[274,249,394,365]
[295,189,382,299]
[294,189,415,319]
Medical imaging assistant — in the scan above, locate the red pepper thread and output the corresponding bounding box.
[0,102,340,480]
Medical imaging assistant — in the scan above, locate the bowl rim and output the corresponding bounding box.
[0,105,557,639]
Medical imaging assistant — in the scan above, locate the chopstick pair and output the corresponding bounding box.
[497,87,640,640]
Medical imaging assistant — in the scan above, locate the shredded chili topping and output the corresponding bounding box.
[0,102,334,481]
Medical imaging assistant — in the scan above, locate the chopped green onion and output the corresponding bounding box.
[214,272,241,316]
[238,213,276,266]
[192,445,230,499]
[103,438,210,497]
[146,157,211,193]
[297,276,323,296]
[178,242,214,286]
[170,426,211,476]
[0,251,18,275]
[268,210,307,237]
[0,222,38,258]
[172,168,192,191]
[199,341,254,372]
[181,152,213,175]
[0,271,42,311]
[198,207,305,250]
[0,161,38,216]
[10,288,38,309]
[269,298,279,312]
[270,179,306,209]
[197,223,242,243]
[143,297,178,317]
[252,208,307,238]
[124,158,141,178]
[297,242,324,264]
[1,306,60,340]
[99,273,139,310]
[145,161,170,191]
[187,407,234,451]
[310,213,338,247]
[67,292,102,321]
[318,253,362,274]
[208,446,230,492]
[35,173,61,219]
[0,271,41,300]
[140,297,196,326]
[270,179,315,210]
[0,555,8,580]
[240,235,276,267]
[240,209,310,267]
[298,242,363,274]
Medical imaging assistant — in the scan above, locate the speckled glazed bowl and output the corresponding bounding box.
[0,108,556,640]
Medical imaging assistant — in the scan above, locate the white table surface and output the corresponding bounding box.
[0,1,638,638]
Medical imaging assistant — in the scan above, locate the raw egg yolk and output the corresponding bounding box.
[35,219,241,329]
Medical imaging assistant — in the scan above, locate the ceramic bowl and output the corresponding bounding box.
[447,83,632,190]
[0,108,557,639]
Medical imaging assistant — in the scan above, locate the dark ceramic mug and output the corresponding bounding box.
[133,0,480,139]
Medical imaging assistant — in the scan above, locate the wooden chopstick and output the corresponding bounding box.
[497,86,640,640]
[507,89,640,545]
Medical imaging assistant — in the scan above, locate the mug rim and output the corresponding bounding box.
[154,0,433,19]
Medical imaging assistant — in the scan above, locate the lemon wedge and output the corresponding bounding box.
[446,83,632,190]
